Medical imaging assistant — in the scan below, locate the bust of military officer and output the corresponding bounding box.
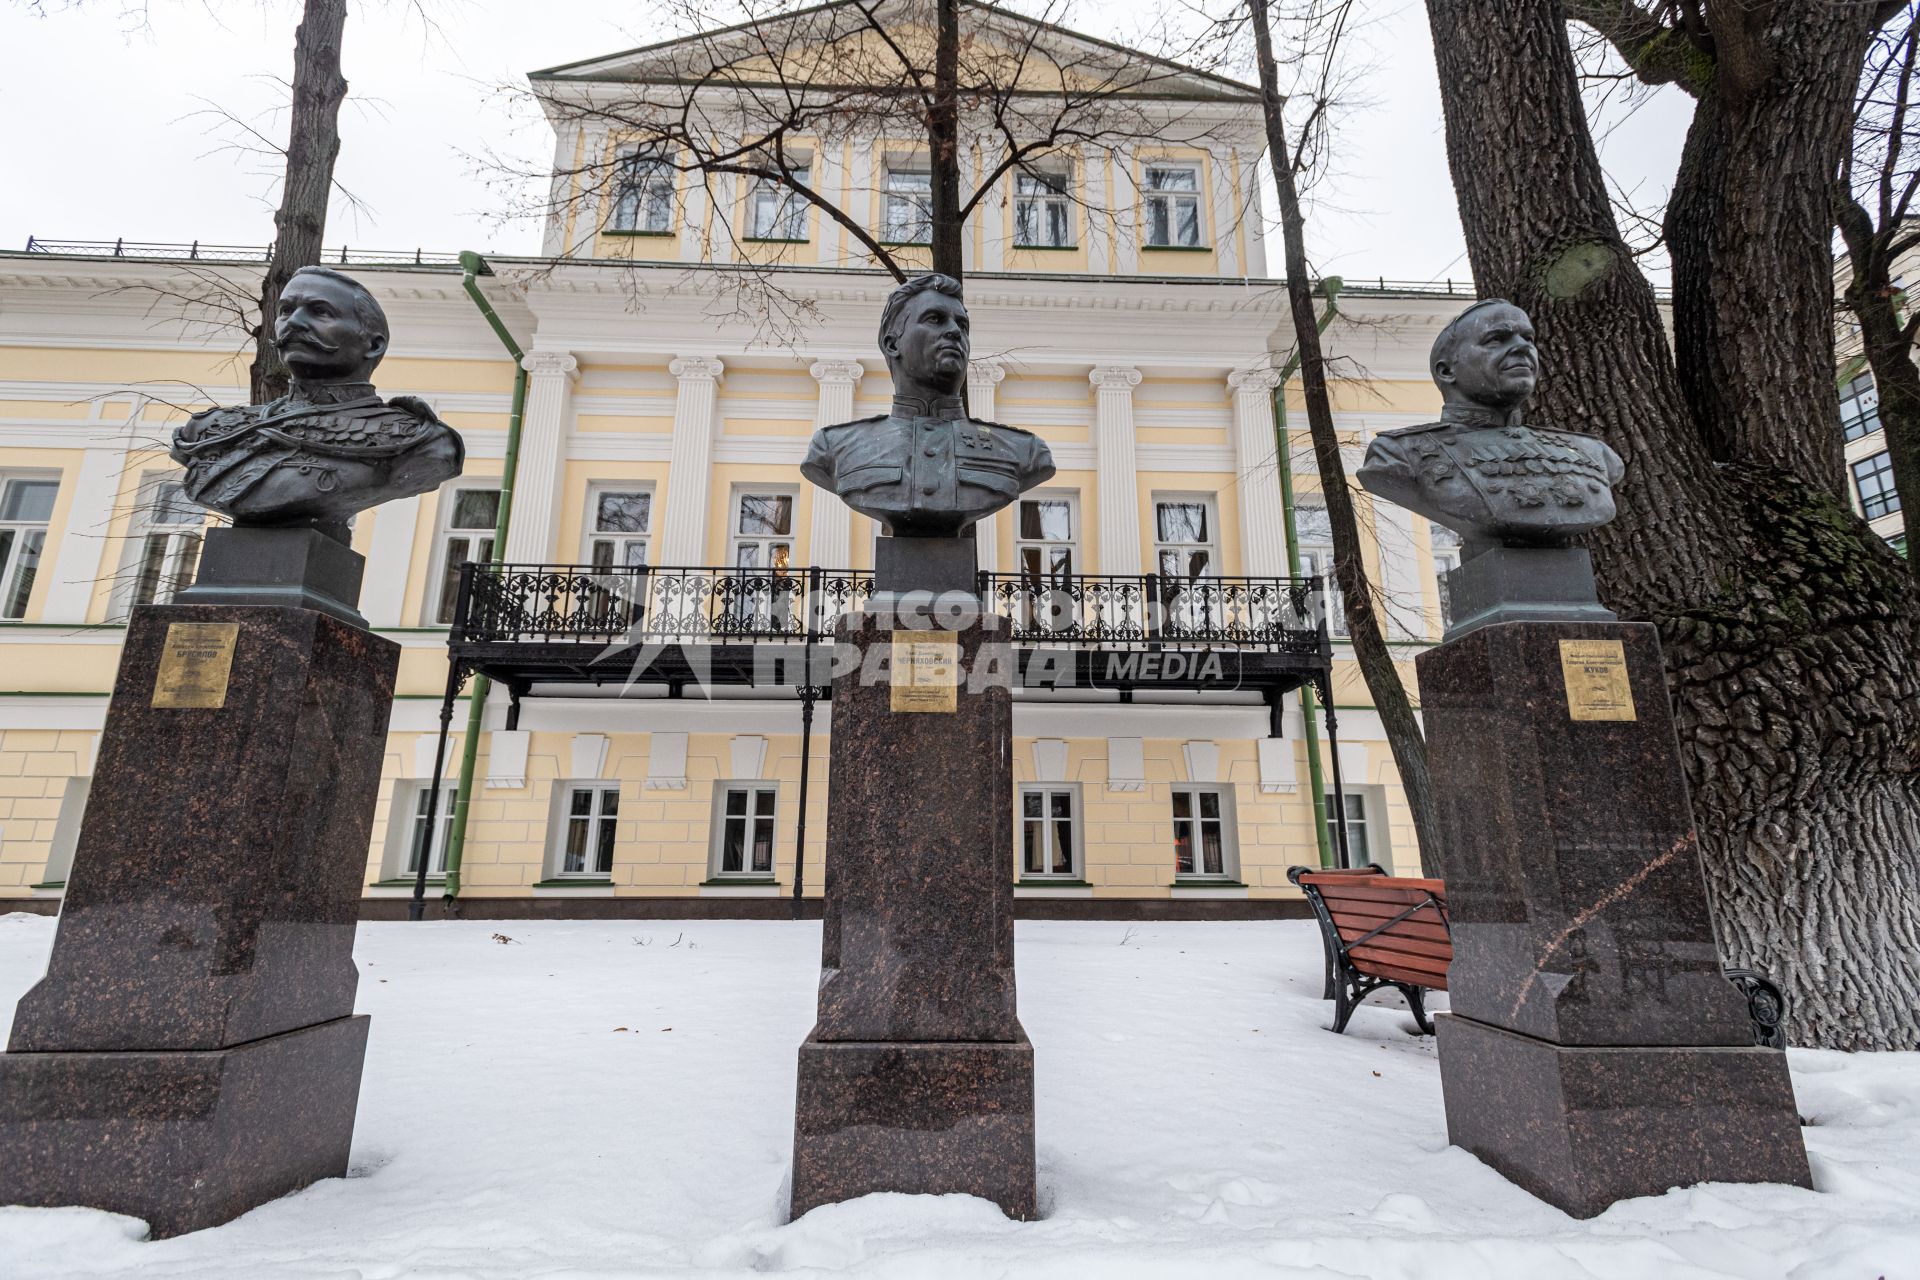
[170,266,464,542]
[801,273,1054,538]
[1357,298,1623,559]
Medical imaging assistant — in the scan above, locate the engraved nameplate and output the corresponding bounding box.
[153,622,240,709]
[1559,638,1635,722]
[890,633,958,713]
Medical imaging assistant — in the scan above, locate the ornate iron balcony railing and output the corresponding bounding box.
[454,562,1325,654]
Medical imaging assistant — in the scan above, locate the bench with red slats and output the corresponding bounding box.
[1287,863,1449,1035]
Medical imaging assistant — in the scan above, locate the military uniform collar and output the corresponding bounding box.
[891,392,966,421]
[1440,402,1525,429]
[288,379,379,407]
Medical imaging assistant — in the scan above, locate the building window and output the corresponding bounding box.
[555,784,619,878]
[1295,500,1347,638]
[1324,791,1371,867]
[883,168,933,244]
[1893,533,1909,559]
[1143,164,1202,248]
[128,474,205,611]
[431,487,499,625]
[586,487,651,569]
[1153,498,1215,579]
[1430,523,1463,632]
[1014,171,1072,248]
[730,491,795,570]
[1019,785,1080,879]
[1854,451,1901,520]
[402,782,457,879]
[0,475,58,620]
[611,150,675,234]
[1171,785,1235,879]
[1015,494,1077,631]
[711,783,778,878]
[748,167,810,240]
[1840,372,1881,442]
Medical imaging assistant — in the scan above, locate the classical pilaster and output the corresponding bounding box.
[1228,367,1288,577]
[502,349,579,565]
[807,360,864,569]
[969,360,1008,572]
[41,424,134,624]
[659,356,725,566]
[1089,365,1143,575]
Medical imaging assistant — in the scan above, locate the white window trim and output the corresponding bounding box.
[1017,783,1084,881]
[113,469,207,619]
[748,165,812,241]
[546,780,621,880]
[41,775,91,890]
[1170,783,1240,882]
[882,165,933,245]
[0,470,60,622]
[1151,492,1220,579]
[1141,163,1204,249]
[426,481,500,626]
[728,486,799,571]
[582,481,654,568]
[610,148,677,234]
[1014,169,1074,249]
[385,780,457,882]
[707,781,781,881]
[1324,785,1388,873]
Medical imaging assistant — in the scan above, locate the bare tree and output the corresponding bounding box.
[511,0,1251,300]
[1424,0,1920,1049]
[1238,0,1438,864]
[1838,1,1920,573]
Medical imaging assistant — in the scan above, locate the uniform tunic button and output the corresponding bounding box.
[921,485,935,496]
[924,448,937,457]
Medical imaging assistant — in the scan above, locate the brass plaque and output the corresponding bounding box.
[890,633,959,713]
[153,622,240,709]
[1559,638,1636,722]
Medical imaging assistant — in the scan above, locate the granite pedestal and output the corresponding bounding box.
[0,602,397,1236]
[1417,621,1811,1217]
[790,566,1036,1221]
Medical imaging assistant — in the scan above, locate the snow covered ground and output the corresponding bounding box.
[1,912,1916,1279]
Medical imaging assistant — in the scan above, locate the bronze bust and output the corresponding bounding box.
[171,266,464,542]
[801,274,1053,538]
[1358,299,1623,557]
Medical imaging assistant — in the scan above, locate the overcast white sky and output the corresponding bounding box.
[0,0,1693,281]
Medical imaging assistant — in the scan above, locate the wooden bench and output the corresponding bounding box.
[1287,863,1791,1046]
[1288,863,1449,1035]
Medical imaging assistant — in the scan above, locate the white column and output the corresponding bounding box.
[969,359,1008,572]
[807,359,863,569]
[503,349,578,565]
[1228,367,1288,576]
[362,494,420,627]
[1089,364,1143,575]
[41,429,133,624]
[660,356,724,566]
[1373,499,1424,641]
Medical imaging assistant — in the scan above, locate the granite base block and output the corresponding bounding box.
[791,1026,1036,1221]
[1437,1013,1811,1219]
[0,1014,369,1239]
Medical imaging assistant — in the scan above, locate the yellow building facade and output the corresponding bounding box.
[0,14,1473,916]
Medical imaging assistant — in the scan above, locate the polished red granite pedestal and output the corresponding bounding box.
[0,603,396,1237]
[790,601,1036,1221]
[1417,621,1810,1218]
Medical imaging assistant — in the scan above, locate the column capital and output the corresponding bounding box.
[521,349,579,380]
[968,359,1007,387]
[1228,366,1284,395]
[1088,364,1141,391]
[670,356,726,383]
[808,359,866,386]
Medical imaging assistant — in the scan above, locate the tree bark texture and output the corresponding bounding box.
[250,0,348,403]
[1837,201,1920,571]
[1248,0,1441,869]
[1424,0,1920,1050]
[929,0,966,281]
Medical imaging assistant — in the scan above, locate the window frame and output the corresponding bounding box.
[1141,163,1204,249]
[728,487,798,572]
[1151,493,1219,581]
[1170,783,1238,881]
[427,483,501,626]
[1013,490,1080,633]
[1853,451,1901,520]
[582,483,653,570]
[1840,372,1881,443]
[549,781,621,880]
[882,166,934,245]
[1324,789,1375,869]
[0,471,59,621]
[390,780,457,881]
[1294,499,1348,639]
[747,166,812,242]
[608,148,677,236]
[119,469,206,617]
[1017,783,1083,880]
[1013,169,1074,249]
[1429,522,1463,634]
[708,781,781,880]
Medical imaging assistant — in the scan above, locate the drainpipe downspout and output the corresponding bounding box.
[442,250,529,906]
[1274,278,1343,868]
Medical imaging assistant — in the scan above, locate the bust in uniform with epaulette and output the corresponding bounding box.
[802,274,1054,547]
[171,265,464,544]
[1358,298,1625,636]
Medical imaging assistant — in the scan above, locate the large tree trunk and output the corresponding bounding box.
[928,0,965,281]
[249,0,349,403]
[1838,201,1920,571]
[1247,0,1440,867]
[1424,0,1920,1050]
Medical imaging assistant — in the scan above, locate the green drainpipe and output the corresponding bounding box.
[1274,279,1344,867]
[443,250,530,904]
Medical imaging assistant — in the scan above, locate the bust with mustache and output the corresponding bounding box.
[802,273,1053,540]
[170,266,464,542]
[1357,298,1624,559]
